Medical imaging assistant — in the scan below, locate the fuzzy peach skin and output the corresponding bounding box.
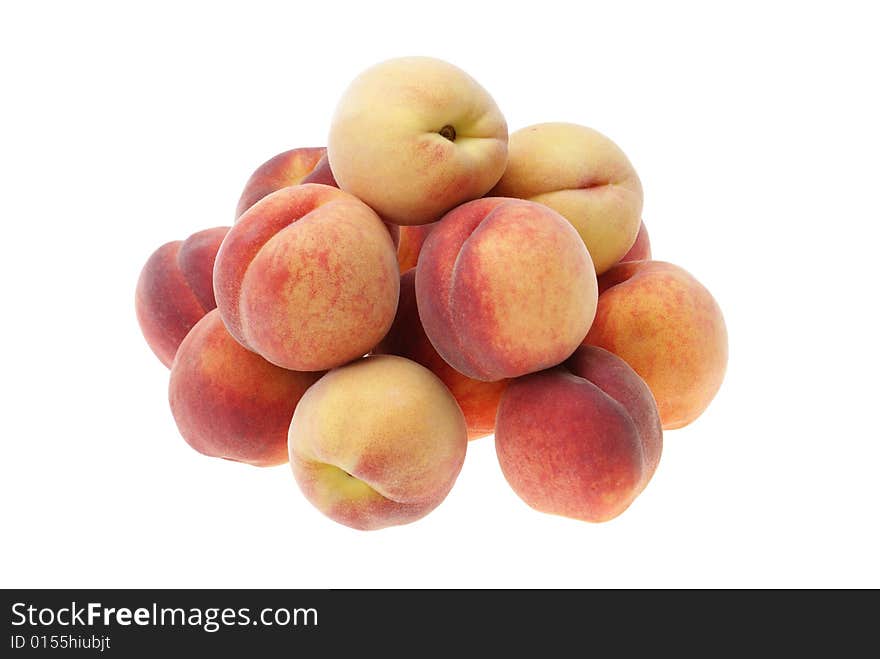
[328,56,508,226]
[234,147,325,220]
[169,310,321,467]
[565,345,662,491]
[288,355,468,530]
[136,226,229,367]
[214,184,399,372]
[374,270,506,439]
[396,223,435,273]
[416,197,598,382]
[490,123,643,274]
[585,261,728,429]
[619,220,651,263]
[495,349,661,522]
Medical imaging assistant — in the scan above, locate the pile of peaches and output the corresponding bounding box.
[136,57,727,530]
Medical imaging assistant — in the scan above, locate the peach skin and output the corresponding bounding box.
[585,261,728,429]
[565,345,662,490]
[374,270,507,439]
[169,310,321,467]
[234,146,325,220]
[416,197,598,382]
[396,223,436,273]
[490,122,643,274]
[299,152,338,187]
[328,56,508,226]
[288,355,468,530]
[495,347,661,523]
[213,184,399,372]
[619,220,651,262]
[136,226,229,367]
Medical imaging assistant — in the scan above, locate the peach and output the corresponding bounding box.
[288,355,468,530]
[619,220,651,262]
[213,184,399,372]
[585,261,728,429]
[565,345,662,488]
[416,197,598,382]
[374,270,507,439]
[490,122,643,274]
[396,223,435,273]
[495,347,662,523]
[136,226,229,367]
[234,146,325,219]
[169,310,321,467]
[328,56,508,226]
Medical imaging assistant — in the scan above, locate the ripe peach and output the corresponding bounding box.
[169,310,321,467]
[495,347,661,523]
[374,270,506,439]
[214,184,399,372]
[136,226,229,367]
[585,261,728,429]
[288,355,468,530]
[234,146,325,219]
[328,57,508,226]
[490,123,643,274]
[416,197,597,382]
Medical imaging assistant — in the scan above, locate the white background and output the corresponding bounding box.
[2,1,878,589]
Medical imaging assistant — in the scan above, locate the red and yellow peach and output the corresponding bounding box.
[416,197,598,382]
[136,226,229,367]
[585,260,728,429]
[169,310,321,467]
[495,345,662,523]
[328,57,508,226]
[288,355,468,530]
[213,184,400,372]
